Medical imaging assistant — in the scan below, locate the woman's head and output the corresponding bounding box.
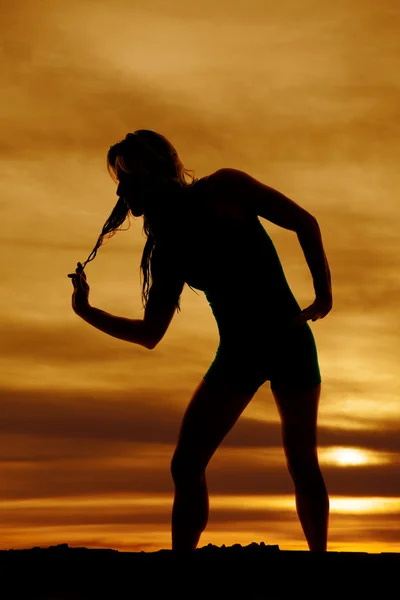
[107,130,196,216]
[80,130,197,311]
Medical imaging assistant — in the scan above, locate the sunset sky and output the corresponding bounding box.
[2,0,400,552]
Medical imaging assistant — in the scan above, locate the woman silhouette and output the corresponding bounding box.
[68,130,332,552]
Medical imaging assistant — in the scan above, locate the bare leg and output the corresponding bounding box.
[171,472,209,551]
[271,383,329,551]
[171,379,256,551]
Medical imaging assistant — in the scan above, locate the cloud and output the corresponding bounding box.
[2,386,400,502]
[328,514,400,546]
[2,386,400,450]
[0,388,183,444]
[2,0,399,168]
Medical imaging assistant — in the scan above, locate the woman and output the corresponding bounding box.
[68,130,332,552]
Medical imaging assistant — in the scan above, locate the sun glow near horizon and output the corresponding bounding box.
[2,493,400,553]
[3,492,400,515]
[320,447,393,467]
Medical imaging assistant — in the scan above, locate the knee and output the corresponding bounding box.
[285,447,321,482]
[170,451,205,487]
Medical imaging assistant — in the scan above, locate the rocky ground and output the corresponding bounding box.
[1,542,398,599]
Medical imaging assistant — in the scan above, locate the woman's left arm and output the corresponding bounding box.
[68,262,153,349]
[77,305,152,349]
[68,260,184,349]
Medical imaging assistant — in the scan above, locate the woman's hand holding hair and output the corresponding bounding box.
[68,262,91,316]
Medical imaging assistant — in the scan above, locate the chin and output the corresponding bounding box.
[131,207,144,217]
[126,201,144,217]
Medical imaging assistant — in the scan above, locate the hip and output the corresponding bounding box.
[216,322,317,359]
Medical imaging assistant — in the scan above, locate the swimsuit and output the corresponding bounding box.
[179,179,321,395]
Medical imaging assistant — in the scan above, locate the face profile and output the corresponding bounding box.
[116,175,146,217]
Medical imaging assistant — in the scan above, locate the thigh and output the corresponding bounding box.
[173,378,257,471]
[204,344,270,395]
[270,323,321,393]
[272,383,321,458]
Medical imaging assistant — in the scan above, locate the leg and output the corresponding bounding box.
[171,378,257,551]
[271,383,329,551]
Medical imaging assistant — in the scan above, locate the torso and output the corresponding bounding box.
[177,170,301,333]
[147,169,302,345]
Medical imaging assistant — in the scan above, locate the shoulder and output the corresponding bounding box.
[204,168,257,221]
[210,168,275,197]
[210,167,251,184]
[209,168,316,231]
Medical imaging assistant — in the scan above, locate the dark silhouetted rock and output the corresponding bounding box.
[0,542,398,599]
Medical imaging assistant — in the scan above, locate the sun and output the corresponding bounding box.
[322,447,369,466]
[333,447,368,466]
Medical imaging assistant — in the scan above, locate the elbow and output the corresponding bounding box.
[297,214,319,233]
[145,333,161,350]
[305,214,319,227]
[142,321,160,349]
[145,338,158,350]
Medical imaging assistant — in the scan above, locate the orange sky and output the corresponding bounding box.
[2,0,400,552]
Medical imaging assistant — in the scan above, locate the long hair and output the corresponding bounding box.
[81,130,198,312]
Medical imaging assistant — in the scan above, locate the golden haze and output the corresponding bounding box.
[1,0,400,552]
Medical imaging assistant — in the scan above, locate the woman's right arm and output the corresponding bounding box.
[212,167,332,305]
